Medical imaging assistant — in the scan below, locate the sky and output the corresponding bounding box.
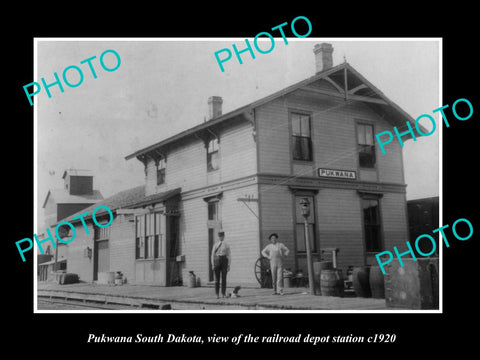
[35,38,440,233]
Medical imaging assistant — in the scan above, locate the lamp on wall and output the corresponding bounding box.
[300,197,310,217]
[300,197,316,295]
[84,246,92,259]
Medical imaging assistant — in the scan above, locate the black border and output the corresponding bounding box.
[7,5,478,354]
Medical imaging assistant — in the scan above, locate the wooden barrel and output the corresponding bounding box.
[314,261,333,293]
[369,266,385,299]
[352,266,371,298]
[320,269,344,297]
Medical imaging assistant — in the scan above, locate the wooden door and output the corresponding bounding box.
[208,228,215,282]
[94,240,109,280]
[206,200,221,282]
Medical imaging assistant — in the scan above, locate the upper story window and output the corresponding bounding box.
[156,158,166,185]
[292,113,312,161]
[357,123,376,168]
[207,138,219,172]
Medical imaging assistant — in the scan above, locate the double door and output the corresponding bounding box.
[134,213,179,286]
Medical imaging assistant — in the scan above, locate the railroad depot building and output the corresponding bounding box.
[58,43,417,287]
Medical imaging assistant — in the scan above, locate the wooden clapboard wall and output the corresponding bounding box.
[144,118,257,197]
[254,78,408,274]
[255,79,404,185]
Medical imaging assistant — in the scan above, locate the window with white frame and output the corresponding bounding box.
[357,123,376,168]
[292,113,313,161]
[207,138,219,172]
[156,158,166,185]
[361,198,382,252]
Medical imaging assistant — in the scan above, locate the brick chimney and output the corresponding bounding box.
[208,96,223,119]
[313,43,334,73]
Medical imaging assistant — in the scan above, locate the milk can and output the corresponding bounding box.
[115,271,123,285]
[188,271,197,288]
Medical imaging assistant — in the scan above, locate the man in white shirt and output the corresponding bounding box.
[261,233,290,295]
[211,231,231,299]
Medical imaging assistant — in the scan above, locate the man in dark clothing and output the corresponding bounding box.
[211,231,231,298]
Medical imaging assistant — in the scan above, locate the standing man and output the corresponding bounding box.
[211,231,231,299]
[261,233,290,295]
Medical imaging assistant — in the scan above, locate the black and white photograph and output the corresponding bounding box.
[33,38,440,312]
[7,7,479,354]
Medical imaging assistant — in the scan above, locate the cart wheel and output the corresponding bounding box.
[254,257,272,288]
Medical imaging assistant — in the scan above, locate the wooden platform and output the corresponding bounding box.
[37,282,391,311]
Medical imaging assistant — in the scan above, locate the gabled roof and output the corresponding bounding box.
[42,189,104,208]
[125,62,423,161]
[58,185,181,226]
[125,105,251,161]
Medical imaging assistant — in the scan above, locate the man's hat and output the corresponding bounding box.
[218,231,225,236]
